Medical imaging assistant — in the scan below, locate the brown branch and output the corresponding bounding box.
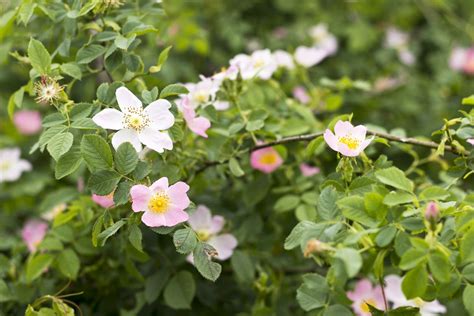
[253,130,465,155]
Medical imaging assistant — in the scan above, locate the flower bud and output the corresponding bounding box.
[304,239,327,257]
[424,202,440,222]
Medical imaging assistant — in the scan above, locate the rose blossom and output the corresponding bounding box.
[323,120,373,157]
[21,220,48,253]
[0,148,32,183]
[299,163,320,177]
[13,110,42,135]
[92,192,115,208]
[250,146,283,173]
[347,278,385,316]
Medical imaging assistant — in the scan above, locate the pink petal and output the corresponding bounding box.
[323,129,339,151]
[208,234,238,260]
[351,125,367,139]
[115,87,142,112]
[130,185,151,212]
[337,143,360,157]
[347,279,372,301]
[21,220,48,253]
[150,177,169,193]
[168,181,190,209]
[92,193,115,208]
[250,147,283,174]
[92,109,124,130]
[299,163,320,177]
[450,47,466,71]
[112,128,142,152]
[13,110,42,135]
[209,215,225,234]
[422,300,447,314]
[188,205,213,231]
[163,209,189,226]
[334,120,353,137]
[138,128,173,153]
[141,211,166,227]
[144,100,175,130]
[187,116,211,138]
[384,275,406,304]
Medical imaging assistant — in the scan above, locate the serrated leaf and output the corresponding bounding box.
[173,228,197,254]
[228,158,244,177]
[76,45,106,64]
[28,38,51,74]
[47,132,73,161]
[193,242,222,282]
[88,170,121,195]
[55,146,83,179]
[60,63,82,80]
[115,142,139,175]
[159,84,188,98]
[81,134,113,171]
[97,219,126,247]
[375,167,414,192]
[26,254,54,283]
[57,249,80,279]
[163,271,195,309]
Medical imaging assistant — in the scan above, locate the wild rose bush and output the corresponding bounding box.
[2,1,474,315]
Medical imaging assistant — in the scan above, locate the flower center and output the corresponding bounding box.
[148,192,170,214]
[338,135,360,150]
[254,58,265,68]
[196,229,211,241]
[259,152,278,165]
[0,161,11,171]
[413,298,425,307]
[360,298,377,313]
[123,107,150,132]
[193,91,208,104]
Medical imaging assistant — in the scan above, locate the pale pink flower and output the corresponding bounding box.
[323,120,373,157]
[467,138,474,146]
[92,87,174,153]
[13,110,42,135]
[21,220,48,253]
[384,275,446,315]
[179,96,211,138]
[398,50,415,66]
[299,163,320,177]
[449,47,467,71]
[0,148,32,183]
[294,46,328,68]
[464,48,474,74]
[41,203,66,221]
[385,27,415,65]
[292,86,310,104]
[250,146,283,173]
[308,23,338,55]
[187,205,238,261]
[347,279,385,316]
[182,77,219,109]
[273,50,295,70]
[92,192,115,208]
[230,49,278,80]
[130,177,190,227]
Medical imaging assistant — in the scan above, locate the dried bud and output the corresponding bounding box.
[34,77,64,105]
[424,202,440,222]
[303,239,326,257]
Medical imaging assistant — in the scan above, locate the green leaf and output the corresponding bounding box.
[97,219,126,247]
[228,158,245,177]
[274,195,300,212]
[88,170,121,195]
[462,95,474,105]
[173,228,197,254]
[70,118,98,129]
[296,273,328,311]
[47,132,73,161]
[402,265,428,299]
[128,224,143,252]
[284,221,323,250]
[28,38,51,74]
[149,45,172,73]
[428,250,450,283]
[375,226,397,247]
[114,33,136,50]
[383,191,414,206]
[399,248,427,270]
[295,204,317,221]
[55,146,83,179]
[42,113,66,127]
[230,250,255,284]
[0,280,13,302]
[334,248,362,278]
[76,45,106,64]
[464,285,474,315]
[60,63,82,80]
[193,242,222,281]
[318,186,340,220]
[70,103,93,121]
[145,270,170,304]
[57,249,80,279]
[419,186,450,201]
[113,181,131,206]
[461,229,474,264]
[462,263,474,283]
[163,271,195,309]
[91,212,105,247]
[159,84,188,99]
[338,196,377,227]
[323,305,352,316]
[26,254,54,282]
[115,142,139,175]
[375,167,414,192]
[81,134,113,171]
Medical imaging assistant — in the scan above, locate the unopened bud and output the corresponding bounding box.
[304,239,327,257]
[424,202,440,221]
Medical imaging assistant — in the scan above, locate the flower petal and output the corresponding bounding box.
[208,234,238,260]
[144,100,175,130]
[334,120,353,137]
[116,87,142,112]
[112,128,142,152]
[150,177,169,193]
[186,116,211,138]
[323,129,339,151]
[168,181,190,209]
[188,205,212,231]
[351,125,367,139]
[141,211,166,227]
[337,143,360,157]
[138,128,173,153]
[130,185,151,212]
[210,215,225,234]
[163,209,189,227]
[92,109,124,130]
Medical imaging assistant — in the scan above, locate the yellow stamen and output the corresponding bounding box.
[360,298,377,313]
[0,161,11,171]
[259,152,278,165]
[338,135,360,150]
[148,193,170,214]
[196,230,211,241]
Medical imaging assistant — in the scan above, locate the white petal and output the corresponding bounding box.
[144,100,175,130]
[115,87,142,112]
[112,129,142,152]
[138,128,173,153]
[92,109,124,130]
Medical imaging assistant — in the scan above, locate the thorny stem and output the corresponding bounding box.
[379,277,389,312]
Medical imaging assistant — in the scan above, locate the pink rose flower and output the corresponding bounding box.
[449,47,474,75]
[187,205,238,262]
[323,120,373,157]
[13,110,42,135]
[92,192,115,208]
[130,177,190,227]
[21,220,48,253]
[347,279,385,316]
[294,46,328,68]
[292,86,310,104]
[299,163,320,177]
[384,275,446,315]
[250,146,283,173]
[180,96,211,138]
